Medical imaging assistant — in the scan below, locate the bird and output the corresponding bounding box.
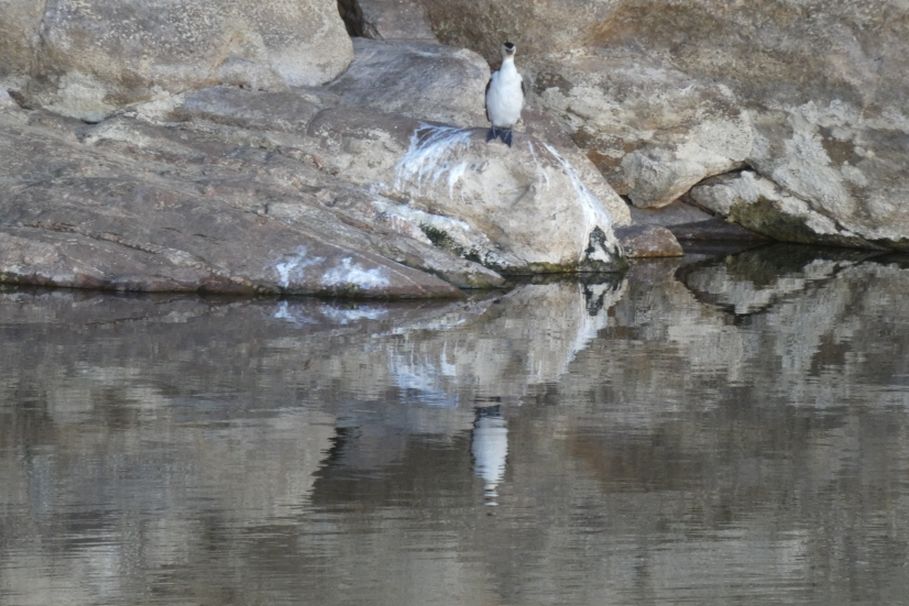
[485,41,525,147]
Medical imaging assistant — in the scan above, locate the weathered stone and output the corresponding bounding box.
[535,51,753,208]
[0,111,461,297]
[420,0,606,61]
[668,218,768,245]
[96,112,509,290]
[744,104,909,250]
[327,38,488,126]
[615,225,683,258]
[0,87,19,111]
[339,0,437,41]
[421,0,909,250]
[689,171,883,249]
[0,72,629,296]
[57,94,504,290]
[312,117,628,272]
[166,87,629,274]
[630,195,766,244]
[629,200,715,229]
[0,0,43,78]
[123,94,503,288]
[7,0,353,121]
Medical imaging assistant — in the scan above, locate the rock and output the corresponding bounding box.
[743,104,909,250]
[615,225,683,258]
[8,0,353,121]
[420,0,607,61]
[314,117,628,272]
[0,0,43,78]
[668,218,768,245]
[629,200,715,228]
[421,0,909,250]
[339,0,437,41]
[689,171,880,249]
[327,38,488,126]
[0,111,460,298]
[535,51,753,209]
[166,87,628,274]
[0,87,19,111]
[629,198,766,244]
[0,75,628,296]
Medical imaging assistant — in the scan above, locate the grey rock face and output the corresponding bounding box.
[382,124,627,272]
[0,111,460,298]
[328,38,488,126]
[340,0,437,41]
[167,88,628,274]
[0,2,637,296]
[420,0,607,61]
[0,87,18,110]
[2,0,353,121]
[689,171,879,249]
[535,52,753,209]
[0,0,43,78]
[615,225,683,258]
[422,0,909,250]
[0,74,627,296]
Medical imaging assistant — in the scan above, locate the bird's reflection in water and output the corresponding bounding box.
[470,405,508,506]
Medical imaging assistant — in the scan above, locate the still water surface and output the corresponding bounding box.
[1,245,908,605]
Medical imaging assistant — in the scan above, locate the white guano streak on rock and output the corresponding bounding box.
[541,142,612,228]
[446,162,469,199]
[274,246,323,288]
[394,123,473,197]
[541,142,618,263]
[372,195,473,239]
[322,257,390,290]
[527,141,551,188]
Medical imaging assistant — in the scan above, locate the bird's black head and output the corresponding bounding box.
[503,41,516,57]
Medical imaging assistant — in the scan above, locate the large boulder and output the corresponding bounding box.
[0,109,460,298]
[614,225,683,258]
[688,170,875,249]
[0,78,628,296]
[2,0,353,121]
[420,0,909,250]
[164,87,628,273]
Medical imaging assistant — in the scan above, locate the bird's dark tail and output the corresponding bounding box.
[485,127,514,147]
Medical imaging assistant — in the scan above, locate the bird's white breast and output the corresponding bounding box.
[486,60,524,128]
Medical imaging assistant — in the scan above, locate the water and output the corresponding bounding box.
[1,244,908,605]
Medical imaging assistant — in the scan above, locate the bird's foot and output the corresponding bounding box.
[486,127,497,143]
[502,129,513,147]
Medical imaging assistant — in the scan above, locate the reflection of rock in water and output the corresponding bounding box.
[676,244,876,316]
[582,279,624,316]
[470,406,508,506]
